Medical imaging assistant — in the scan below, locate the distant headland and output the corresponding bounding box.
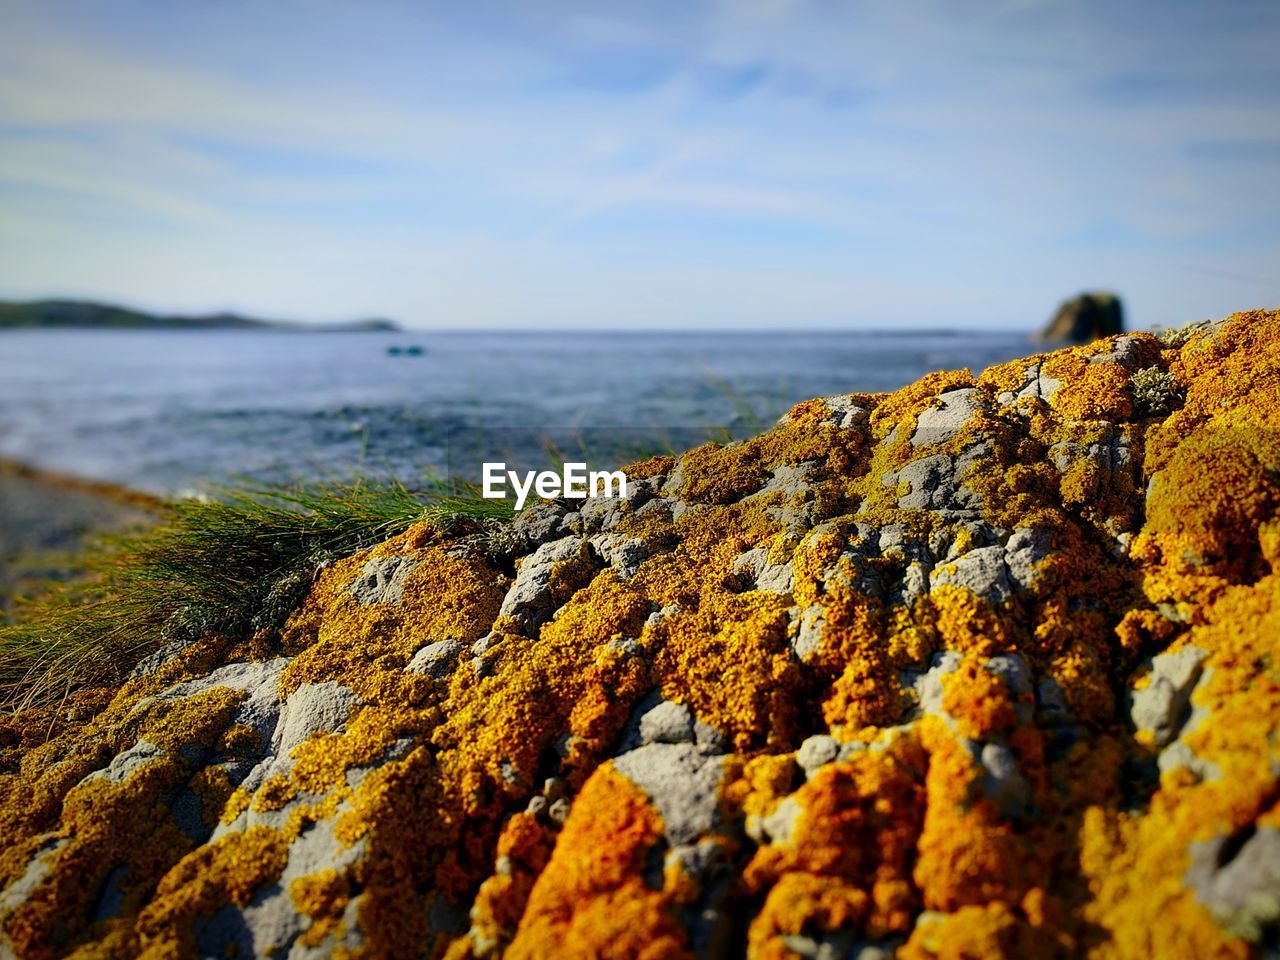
[0,298,400,332]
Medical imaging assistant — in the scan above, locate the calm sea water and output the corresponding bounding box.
[0,329,1033,494]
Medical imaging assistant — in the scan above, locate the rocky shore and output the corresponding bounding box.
[2,311,1279,959]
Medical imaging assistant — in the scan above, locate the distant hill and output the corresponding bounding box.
[0,299,400,332]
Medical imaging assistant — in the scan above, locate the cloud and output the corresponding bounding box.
[0,0,1277,328]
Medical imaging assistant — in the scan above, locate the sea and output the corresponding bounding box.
[0,329,1033,495]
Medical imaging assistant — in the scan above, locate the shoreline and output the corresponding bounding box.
[0,457,162,611]
[0,456,165,511]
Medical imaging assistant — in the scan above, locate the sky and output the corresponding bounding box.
[0,0,1277,330]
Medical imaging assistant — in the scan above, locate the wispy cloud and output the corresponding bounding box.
[0,0,1277,328]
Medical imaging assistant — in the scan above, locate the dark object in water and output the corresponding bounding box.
[1038,292,1124,344]
[387,346,402,356]
[386,345,424,357]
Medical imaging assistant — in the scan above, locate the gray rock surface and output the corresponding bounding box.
[1088,334,1143,371]
[926,529,1050,604]
[1156,740,1222,782]
[905,651,963,720]
[87,739,165,785]
[196,817,367,960]
[887,442,987,518]
[1004,528,1052,591]
[0,835,70,945]
[407,639,463,678]
[911,388,980,447]
[996,360,1062,407]
[978,742,1031,818]
[732,546,795,594]
[639,700,697,745]
[1130,645,1208,747]
[154,658,290,747]
[576,480,655,533]
[349,554,419,605]
[205,677,363,838]
[589,533,648,579]
[751,463,816,499]
[497,536,593,633]
[1049,426,1133,478]
[758,795,803,846]
[273,682,360,759]
[603,636,643,658]
[613,743,726,846]
[1186,826,1280,943]
[796,735,840,776]
[509,502,570,551]
[821,396,871,429]
[664,839,734,959]
[985,653,1035,725]
[615,692,727,755]
[645,604,680,628]
[780,931,898,960]
[792,604,826,661]
[930,545,1013,604]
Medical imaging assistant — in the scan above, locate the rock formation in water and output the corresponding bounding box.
[3,311,1279,959]
[1039,292,1125,344]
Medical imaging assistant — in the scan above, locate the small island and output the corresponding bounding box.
[0,299,400,332]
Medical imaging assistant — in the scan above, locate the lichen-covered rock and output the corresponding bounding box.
[4,311,1280,959]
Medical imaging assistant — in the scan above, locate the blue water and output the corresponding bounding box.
[0,329,1033,494]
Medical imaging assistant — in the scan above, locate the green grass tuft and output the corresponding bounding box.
[0,476,510,712]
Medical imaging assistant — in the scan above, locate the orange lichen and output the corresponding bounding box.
[505,765,691,960]
[912,717,1034,913]
[742,735,927,945]
[1041,346,1139,422]
[650,589,799,750]
[459,812,557,957]
[940,656,1020,740]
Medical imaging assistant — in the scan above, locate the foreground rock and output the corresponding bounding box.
[3,311,1280,959]
[1039,291,1125,343]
